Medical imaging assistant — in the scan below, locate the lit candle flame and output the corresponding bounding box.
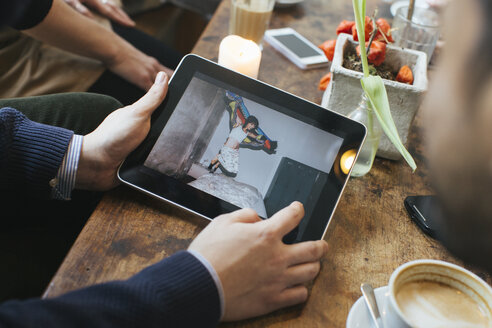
[340,149,357,175]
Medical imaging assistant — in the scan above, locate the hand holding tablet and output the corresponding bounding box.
[118,54,366,242]
[70,57,356,320]
[75,72,169,191]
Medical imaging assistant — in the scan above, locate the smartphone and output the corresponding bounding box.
[404,195,443,239]
[264,27,329,69]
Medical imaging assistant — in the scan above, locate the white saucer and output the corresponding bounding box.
[346,286,389,328]
[275,0,304,8]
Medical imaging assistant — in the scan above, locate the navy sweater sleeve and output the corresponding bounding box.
[0,0,53,30]
[0,107,73,198]
[0,251,221,328]
[0,109,221,325]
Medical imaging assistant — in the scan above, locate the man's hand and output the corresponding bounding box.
[188,202,328,321]
[75,71,168,190]
[64,0,135,27]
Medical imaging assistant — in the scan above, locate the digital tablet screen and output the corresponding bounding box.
[118,55,366,243]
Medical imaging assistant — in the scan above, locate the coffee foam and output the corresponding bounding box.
[396,280,491,328]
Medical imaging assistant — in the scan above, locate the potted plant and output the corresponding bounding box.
[320,11,427,161]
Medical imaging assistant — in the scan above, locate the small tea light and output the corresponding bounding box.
[340,149,357,175]
[218,35,262,79]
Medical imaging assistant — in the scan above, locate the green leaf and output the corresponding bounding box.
[361,76,417,171]
[352,0,369,77]
[352,0,416,171]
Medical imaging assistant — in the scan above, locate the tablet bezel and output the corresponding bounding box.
[118,54,366,242]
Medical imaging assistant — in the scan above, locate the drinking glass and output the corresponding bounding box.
[392,6,440,63]
[229,0,275,47]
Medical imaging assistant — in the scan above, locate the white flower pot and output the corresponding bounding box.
[321,33,428,160]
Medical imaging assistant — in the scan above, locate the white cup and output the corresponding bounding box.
[383,259,492,328]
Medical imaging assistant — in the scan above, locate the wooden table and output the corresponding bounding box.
[44,0,491,327]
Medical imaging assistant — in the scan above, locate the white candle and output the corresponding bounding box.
[218,35,262,79]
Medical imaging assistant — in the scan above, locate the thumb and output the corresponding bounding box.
[132,71,168,117]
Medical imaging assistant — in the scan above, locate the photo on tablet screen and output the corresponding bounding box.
[144,75,343,230]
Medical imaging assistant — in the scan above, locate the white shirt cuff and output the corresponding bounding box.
[188,249,225,320]
[51,134,83,200]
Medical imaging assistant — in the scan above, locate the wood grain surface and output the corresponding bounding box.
[44,1,491,327]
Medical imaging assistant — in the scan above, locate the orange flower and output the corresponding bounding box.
[352,16,373,42]
[318,72,332,91]
[318,39,337,61]
[356,41,387,66]
[336,20,355,35]
[396,65,414,84]
[374,18,394,43]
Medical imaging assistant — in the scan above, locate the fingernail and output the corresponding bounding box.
[155,71,165,84]
[290,201,302,209]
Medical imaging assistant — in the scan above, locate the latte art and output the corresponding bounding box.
[396,281,492,328]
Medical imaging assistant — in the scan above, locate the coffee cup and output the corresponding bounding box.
[383,259,492,328]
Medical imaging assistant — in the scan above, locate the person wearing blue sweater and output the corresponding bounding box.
[0,72,328,327]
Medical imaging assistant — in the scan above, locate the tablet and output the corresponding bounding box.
[118,54,366,243]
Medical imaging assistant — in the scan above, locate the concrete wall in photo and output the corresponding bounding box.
[145,77,224,178]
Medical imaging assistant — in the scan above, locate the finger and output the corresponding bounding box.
[284,261,321,287]
[64,0,76,7]
[286,240,328,266]
[78,4,93,17]
[107,3,136,27]
[96,0,135,27]
[131,72,168,116]
[262,201,305,236]
[271,285,308,310]
[217,208,262,224]
[156,63,174,78]
[75,1,94,18]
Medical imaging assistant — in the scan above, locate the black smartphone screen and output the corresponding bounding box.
[404,195,443,239]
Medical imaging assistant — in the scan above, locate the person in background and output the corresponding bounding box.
[0,0,182,106]
[423,0,492,274]
[0,72,328,327]
[0,0,181,299]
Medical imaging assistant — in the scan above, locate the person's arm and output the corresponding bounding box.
[246,131,259,139]
[1,72,327,325]
[0,203,326,327]
[22,0,172,91]
[0,251,221,328]
[0,108,73,198]
[0,71,168,198]
[74,71,168,190]
[63,0,135,27]
[189,202,328,321]
[234,114,242,127]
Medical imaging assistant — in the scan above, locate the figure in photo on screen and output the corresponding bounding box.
[208,91,278,177]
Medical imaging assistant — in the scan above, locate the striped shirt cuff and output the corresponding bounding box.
[50,135,83,200]
[188,249,225,320]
